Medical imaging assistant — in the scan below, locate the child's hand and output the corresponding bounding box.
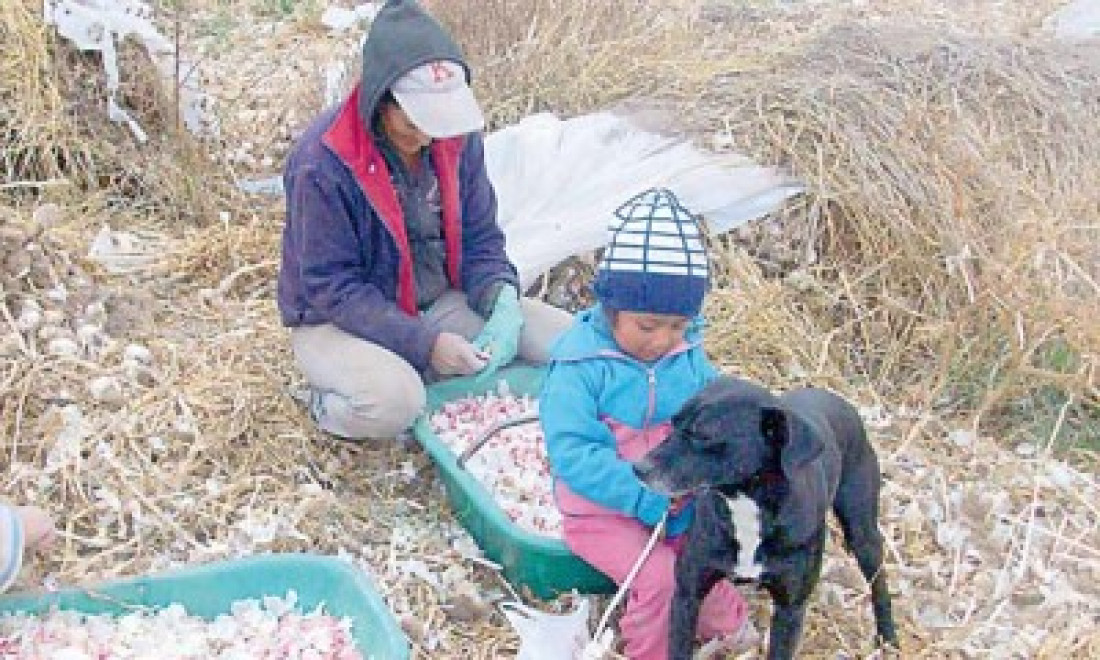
[665,495,695,539]
[16,506,57,552]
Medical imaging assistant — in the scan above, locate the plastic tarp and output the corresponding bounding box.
[486,112,803,288]
[1045,0,1100,39]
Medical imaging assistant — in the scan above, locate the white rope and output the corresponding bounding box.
[581,512,668,659]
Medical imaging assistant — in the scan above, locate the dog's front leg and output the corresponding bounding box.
[762,530,826,660]
[764,598,809,660]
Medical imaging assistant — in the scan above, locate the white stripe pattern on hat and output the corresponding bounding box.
[600,189,709,278]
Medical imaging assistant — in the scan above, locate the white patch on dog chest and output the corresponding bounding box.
[722,494,764,580]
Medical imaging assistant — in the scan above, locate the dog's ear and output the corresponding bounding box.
[773,409,830,546]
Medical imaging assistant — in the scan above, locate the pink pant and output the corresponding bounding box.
[563,513,749,660]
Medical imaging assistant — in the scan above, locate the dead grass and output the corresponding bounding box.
[0,0,235,222]
[426,0,738,127]
[2,1,1099,658]
[701,23,1100,447]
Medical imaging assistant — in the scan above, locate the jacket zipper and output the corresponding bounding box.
[641,367,656,443]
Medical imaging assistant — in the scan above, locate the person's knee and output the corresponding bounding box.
[630,574,675,611]
[366,383,426,437]
[314,376,426,441]
[518,298,573,364]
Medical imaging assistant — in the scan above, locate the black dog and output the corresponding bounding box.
[634,376,899,659]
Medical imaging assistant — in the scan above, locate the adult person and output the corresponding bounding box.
[278,0,571,441]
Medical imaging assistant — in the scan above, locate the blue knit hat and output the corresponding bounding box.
[593,188,710,316]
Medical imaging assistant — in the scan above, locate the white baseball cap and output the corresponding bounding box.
[391,60,485,138]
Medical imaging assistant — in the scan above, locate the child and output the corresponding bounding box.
[539,188,758,659]
[1,502,56,593]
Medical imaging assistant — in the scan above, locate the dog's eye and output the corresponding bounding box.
[703,442,725,455]
[690,433,725,454]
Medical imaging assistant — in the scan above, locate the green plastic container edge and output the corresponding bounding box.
[415,364,614,599]
[0,553,409,660]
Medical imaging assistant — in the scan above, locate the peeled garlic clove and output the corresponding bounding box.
[123,343,153,365]
[16,306,42,333]
[88,376,125,405]
[47,337,79,357]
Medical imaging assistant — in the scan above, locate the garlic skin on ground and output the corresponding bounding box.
[15,300,43,333]
[87,375,125,405]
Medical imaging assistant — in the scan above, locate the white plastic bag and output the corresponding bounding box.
[500,598,593,660]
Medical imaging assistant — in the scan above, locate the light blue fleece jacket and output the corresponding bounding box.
[539,304,719,534]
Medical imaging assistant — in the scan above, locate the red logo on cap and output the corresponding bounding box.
[428,61,455,84]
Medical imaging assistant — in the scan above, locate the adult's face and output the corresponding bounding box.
[379,101,431,163]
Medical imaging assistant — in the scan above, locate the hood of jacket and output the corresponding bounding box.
[357,0,471,125]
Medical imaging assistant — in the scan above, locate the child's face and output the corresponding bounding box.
[611,311,691,363]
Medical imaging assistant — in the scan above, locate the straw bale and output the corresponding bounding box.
[0,0,230,221]
[702,22,1100,434]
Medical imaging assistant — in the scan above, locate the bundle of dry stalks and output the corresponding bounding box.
[0,1,87,194]
[709,24,1100,444]
[0,0,230,221]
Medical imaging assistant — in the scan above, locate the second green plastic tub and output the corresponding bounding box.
[0,553,409,659]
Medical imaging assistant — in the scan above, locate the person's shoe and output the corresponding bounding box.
[696,619,762,659]
[395,429,420,450]
[286,382,312,407]
[287,382,328,426]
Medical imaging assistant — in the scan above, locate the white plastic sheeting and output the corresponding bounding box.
[43,0,218,142]
[486,112,803,288]
[1045,0,1100,39]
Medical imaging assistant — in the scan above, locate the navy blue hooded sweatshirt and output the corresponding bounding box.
[277,0,519,371]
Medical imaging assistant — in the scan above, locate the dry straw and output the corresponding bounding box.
[711,24,1100,441]
[0,0,231,221]
[3,1,1100,658]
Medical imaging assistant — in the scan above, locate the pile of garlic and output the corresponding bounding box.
[0,591,363,659]
[2,205,159,407]
[429,391,562,537]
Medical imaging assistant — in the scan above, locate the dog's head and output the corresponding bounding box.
[635,376,829,544]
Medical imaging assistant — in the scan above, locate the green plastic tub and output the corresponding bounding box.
[414,365,615,600]
[0,553,409,659]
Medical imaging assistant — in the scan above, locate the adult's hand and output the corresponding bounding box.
[431,332,489,376]
[472,284,524,383]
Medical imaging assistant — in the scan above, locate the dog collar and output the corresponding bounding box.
[731,470,784,494]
